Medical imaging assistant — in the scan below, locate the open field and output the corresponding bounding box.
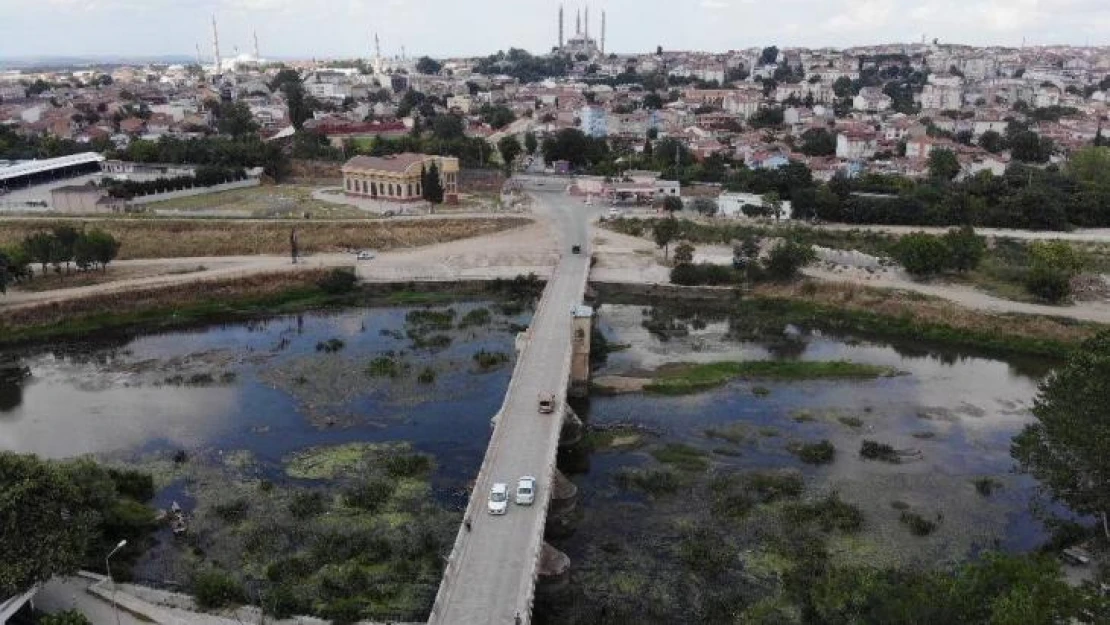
[0,216,531,259]
[141,184,366,218]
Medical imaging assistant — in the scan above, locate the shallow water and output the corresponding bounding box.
[562,303,1060,571]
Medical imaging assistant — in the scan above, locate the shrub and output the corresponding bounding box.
[315,338,345,353]
[316,268,357,294]
[615,467,680,496]
[891,233,950,277]
[288,491,327,519]
[342,478,396,512]
[213,498,249,523]
[670,262,742,286]
[745,470,804,503]
[473,349,510,370]
[899,511,939,536]
[37,611,91,625]
[673,242,695,265]
[650,443,710,471]
[763,239,817,281]
[942,226,986,272]
[789,440,836,465]
[366,352,407,378]
[973,477,1002,496]
[417,367,436,384]
[784,493,863,532]
[860,440,900,463]
[192,569,246,609]
[1025,241,1085,303]
[458,307,491,327]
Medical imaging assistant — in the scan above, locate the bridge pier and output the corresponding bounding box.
[569,305,595,398]
[536,542,571,594]
[559,405,584,448]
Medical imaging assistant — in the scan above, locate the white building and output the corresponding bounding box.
[836,130,878,160]
[718,191,793,220]
[579,105,608,138]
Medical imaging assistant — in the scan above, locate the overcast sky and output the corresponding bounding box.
[1,0,1109,61]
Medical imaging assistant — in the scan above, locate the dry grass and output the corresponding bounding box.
[12,264,207,293]
[753,280,1103,349]
[0,269,332,332]
[0,217,530,260]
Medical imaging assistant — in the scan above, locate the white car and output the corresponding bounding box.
[488,482,509,515]
[356,250,376,261]
[516,476,536,506]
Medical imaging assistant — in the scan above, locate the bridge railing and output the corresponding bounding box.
[427,262,561,624]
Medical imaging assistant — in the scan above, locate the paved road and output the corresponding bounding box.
[428,189,590,625]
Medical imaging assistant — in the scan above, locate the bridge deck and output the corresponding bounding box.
[428,191,588,625]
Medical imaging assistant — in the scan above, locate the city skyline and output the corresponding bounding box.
[2,0,1110,63]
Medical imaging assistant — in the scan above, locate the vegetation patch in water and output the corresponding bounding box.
[782,493,864,533]
[900,510,941,536]
[650,443,710,471]
[788,439,837,465]
[643,360,899,395]
[860,440,901,463]
[285,442,426,480]
[614,467,682,496]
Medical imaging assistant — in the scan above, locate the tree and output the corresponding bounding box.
[763,240,816,281]
[761,192,784,221]
[799,128,836,156]
[22,231,54,273]
[927,148,961,181]
[673,242,695,265]
[656,45,663,56]
[82,229,121,271]
[760,46,779,66]
[423,161,445,204]
[1025,241,1085,303]
[978,130,1004,153]
[0,453,99,595]
[662,195,683,213]
[891,232,950,277]
[215,101,260,139]
[1010,130,1054,163]
[497,135,522,172]
[523,131,538,155]
[832,76,854,98]
[653,217,680,259]
[0,249,10,294]
[942,226,985,273]
[479,104,516,130]
[690,197,718,216]
[1067,146,1110,193]
[1014,331,1110,538]
[415,56,442,75]
[642,92,664,110]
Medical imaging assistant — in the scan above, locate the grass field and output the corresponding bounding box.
[0,216,530,260]
[142,184,367,219]
[644,360,898,395]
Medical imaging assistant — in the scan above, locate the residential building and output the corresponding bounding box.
[836,129,878,160]
[579,105,608,138]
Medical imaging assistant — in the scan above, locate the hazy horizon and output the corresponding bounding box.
[1,0,1108,62]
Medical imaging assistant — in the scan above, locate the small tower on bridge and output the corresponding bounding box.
[570,304,594,397]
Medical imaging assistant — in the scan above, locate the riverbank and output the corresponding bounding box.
[595,360,901,396]
[0,270,543,347]
[593,280,1104,358]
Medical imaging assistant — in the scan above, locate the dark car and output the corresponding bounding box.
[571,245,581,254]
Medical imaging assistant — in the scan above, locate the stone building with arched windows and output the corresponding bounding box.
[340,153,460,204]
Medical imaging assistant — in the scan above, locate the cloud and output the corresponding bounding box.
[700,0,730,8]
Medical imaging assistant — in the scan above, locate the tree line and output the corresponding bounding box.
[109,136,289,181]
[99,165,247,199]
[0,226,121,293]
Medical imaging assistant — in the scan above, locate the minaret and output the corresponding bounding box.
[585,6,590,41]
[576,9,581,36]
[558,5,564,50]
[601,11,606,55]
[211,15,221,73]
[253,30,260,60]
[195,43,202,68]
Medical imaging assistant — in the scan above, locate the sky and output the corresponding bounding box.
[1,0,1109,61]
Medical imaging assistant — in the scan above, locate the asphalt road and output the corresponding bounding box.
[428,189,590,625]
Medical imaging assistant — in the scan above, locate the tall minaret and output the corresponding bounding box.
[585,6,590,41]
[601,11,606,55]
[253,30,260,60]
[558,5,564,50]
[576,9,581,35]
[211,15,221,73]
[195,43,202,68]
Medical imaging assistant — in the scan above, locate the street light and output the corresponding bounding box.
[105,539,127,625]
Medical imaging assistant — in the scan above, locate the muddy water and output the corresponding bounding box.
[561,303,1060,574]
[0,302,526,490]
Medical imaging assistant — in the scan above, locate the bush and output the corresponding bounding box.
[860,440,900,463]
[37,611,91,625]
[899,511,939,536]
[417,367,436,384]
[973,477,1002,496]
[650,443,710,471]
[615,467,681,496]
[317,268,357,294]
[288,491,327,519]
[891,232,950,277]
[789,440,836,465]
[942,226,986,272]
[1025,266,1072,303]
[673,242,695,265]
[315,338,345,353]
[745,470,804,503]
[670,262,742,286]
[342,477,395,512]
[192,569,246,609]
[784,493,863,532]
[763,240,817,281]
[473,349,509,370]
[1024,241,1085,303]
[213,498,250,523]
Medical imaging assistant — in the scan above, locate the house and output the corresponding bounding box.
[579,105,608,138]
[904,136,935,160]
[341,153,460,204]
[50,184,128,213]
[853,87,892,112]
[718,191,793,220]
[836,129,878,160]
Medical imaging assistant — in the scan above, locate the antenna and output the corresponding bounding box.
[211,15,221,73]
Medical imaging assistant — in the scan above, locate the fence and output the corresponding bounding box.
[127,178,260,206]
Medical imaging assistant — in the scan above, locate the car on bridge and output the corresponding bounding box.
[538,392,556,414]
[488,482,509,515]
[516,476,536,505]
